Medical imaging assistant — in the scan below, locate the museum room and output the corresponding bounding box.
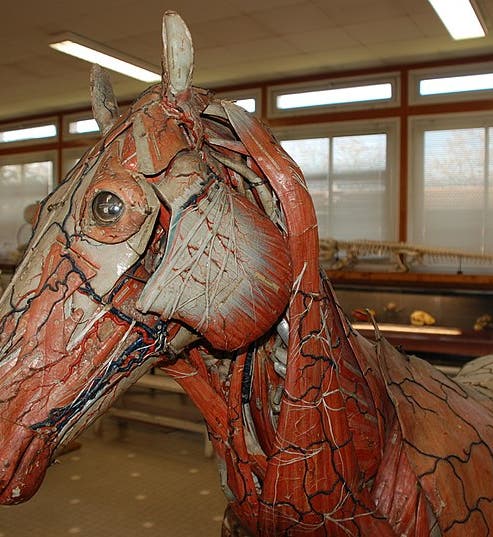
[1,0,493,536]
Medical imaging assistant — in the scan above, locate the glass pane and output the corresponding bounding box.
[0,124,57,143]
[281,138,330,237]
[331,134,388,240]
[62,146,92,178]
[0,160,53,264]
[69,118,99,134]
[418,128,486,252]
[281,133,390,241]
[420,73,493,96]
[277,83,392,110]
[234,98,256,113]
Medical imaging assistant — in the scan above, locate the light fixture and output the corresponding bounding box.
[352,322,462,336]
[427,0,486,40]
[49,33,160,83]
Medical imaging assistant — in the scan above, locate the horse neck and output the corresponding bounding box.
[160,271,388,535]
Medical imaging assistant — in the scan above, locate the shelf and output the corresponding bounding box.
[326,269,493,290]
[355,324,493,358]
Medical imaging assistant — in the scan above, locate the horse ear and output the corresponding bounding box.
[137,152,292,351]
[90,64,119,135]
[161,11,194,100]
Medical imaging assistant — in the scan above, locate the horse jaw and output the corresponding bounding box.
[0,258,138,504]
[0,223,199,505]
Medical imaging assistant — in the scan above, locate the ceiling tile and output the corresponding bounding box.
[195,46,237,69]
[318,0,406,25]
[410,13,448,38]
[249,3,335,35]
[189,15,271,46]
[227,0,304,14]
[284,27,360,53]
[344,16,423,45]
[226,37,300,62]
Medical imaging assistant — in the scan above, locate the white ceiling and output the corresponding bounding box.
[1,0,493,121]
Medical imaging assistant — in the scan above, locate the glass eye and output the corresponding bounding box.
[92,191,124,224]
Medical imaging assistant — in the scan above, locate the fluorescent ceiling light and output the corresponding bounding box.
[420,72,493,95]
[428,0,486,40]
[49,34,160,83]
[277,83,392,110]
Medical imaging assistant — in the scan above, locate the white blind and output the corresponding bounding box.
[411,121,493,256]
[0,158,54,264]
[281,132,392,240]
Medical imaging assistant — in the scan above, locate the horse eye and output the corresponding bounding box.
[92,191,125,224]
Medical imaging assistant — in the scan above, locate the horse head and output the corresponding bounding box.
[0,12,295,505]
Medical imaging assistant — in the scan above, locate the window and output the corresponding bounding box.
[63,112,101,140]
[214,89,261,116]
[0,120,57,146]
[420,73,493,96]
[409,114,493,270]
[276,83,392,110]
[410,62,493,104]
[269,74,399,118]
[68,118,99,134]
[0,153,55,264]
[278,121,398,241]
[61,147,92,178]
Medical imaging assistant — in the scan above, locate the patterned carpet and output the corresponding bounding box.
[0,402,226,537]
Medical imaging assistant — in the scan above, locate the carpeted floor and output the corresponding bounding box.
[0,394,227,537]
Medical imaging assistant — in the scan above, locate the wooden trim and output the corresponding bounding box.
[355,327,493,358]
[327,270,493,290]
[260,85,268,118]
[266,106,401,128]
[56,114,63,183]
[399,69,408,242]
[408,98,493,117]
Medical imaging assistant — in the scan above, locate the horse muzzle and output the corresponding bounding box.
[0,417,53,504]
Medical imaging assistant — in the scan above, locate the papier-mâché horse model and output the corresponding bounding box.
[1,12,493,537]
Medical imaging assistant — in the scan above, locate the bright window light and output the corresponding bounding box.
[69,118,100,134]
[50,38,160,83]
[420,72,493,95]
[277,83,392,110]
[0,124,57,143]
[235,98,256,113]
[428,0,486,40]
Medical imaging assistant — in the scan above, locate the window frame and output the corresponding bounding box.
[0,118,58,149]
[408,111,493,264]
[63,112,100,139]
[0,150,57,267]
[274,118,400,241]
[409,61,493,106]
[213,88,262,116]
[268,73,400,119]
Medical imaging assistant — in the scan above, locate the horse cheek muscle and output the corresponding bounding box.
[138,182,292,351]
